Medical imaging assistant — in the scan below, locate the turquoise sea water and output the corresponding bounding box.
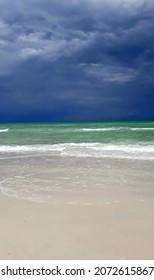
[0,121,154,160]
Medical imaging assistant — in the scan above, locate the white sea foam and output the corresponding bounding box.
[0,144,64,153]
[0,128,9,132]
[130,128,154,131]
[76,128,120,131]
[0,143,154,160]
[76,127,154,132]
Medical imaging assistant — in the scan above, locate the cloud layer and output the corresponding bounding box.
[0,0,154,121]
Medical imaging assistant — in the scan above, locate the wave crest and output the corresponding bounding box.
[0,128,9,133]
[0,143,154,160]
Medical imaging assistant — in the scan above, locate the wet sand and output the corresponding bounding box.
[0,156,154,259]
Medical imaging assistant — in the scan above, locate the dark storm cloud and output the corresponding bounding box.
[0,0,154,121]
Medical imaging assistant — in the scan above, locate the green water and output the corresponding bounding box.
[0,121,154,145]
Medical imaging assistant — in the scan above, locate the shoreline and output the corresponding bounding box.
[0,156,154,259]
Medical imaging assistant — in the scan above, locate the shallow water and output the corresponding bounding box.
[0,155,153,203]
[0,121,154,161]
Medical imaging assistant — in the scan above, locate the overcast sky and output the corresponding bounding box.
[0,0,154,122]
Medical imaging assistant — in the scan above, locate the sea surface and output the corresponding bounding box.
[0,121,154,203]
[1,122,154,260]
[0,121,154,160]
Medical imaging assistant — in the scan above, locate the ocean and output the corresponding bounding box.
[0,121,154,160]
[1,121,154,260]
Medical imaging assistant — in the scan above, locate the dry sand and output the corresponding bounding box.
[0,156,154,259]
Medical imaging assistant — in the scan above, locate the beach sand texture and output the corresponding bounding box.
[0,156,154,259]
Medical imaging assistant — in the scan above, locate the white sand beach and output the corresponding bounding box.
[0,156,154,259]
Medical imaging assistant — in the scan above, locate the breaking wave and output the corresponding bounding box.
[76,127,154,132]
[0,128,9,133]
[0,143,154,160]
